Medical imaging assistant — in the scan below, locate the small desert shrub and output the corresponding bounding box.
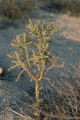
[8,19,64,106]
[0,0,36,19]
[41,0,80,16]
[66,0,80,16]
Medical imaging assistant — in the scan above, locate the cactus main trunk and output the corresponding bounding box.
[35,80,40,106]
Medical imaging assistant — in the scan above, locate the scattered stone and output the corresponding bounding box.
[0,67,7,80]
[0,68,4,75]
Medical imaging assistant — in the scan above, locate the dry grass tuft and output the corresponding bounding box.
[0,0,37,20]
[31,80,80,120]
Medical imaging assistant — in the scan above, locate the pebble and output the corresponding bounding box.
[0,68,6,77]
[0,68,3,75]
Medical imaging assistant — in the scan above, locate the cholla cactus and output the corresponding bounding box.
[8,19,64,106]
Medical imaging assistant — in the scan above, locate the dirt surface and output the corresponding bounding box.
[0,8,80,119]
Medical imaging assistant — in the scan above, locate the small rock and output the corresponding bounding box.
[0,68,6,77]
[0,68,3,75]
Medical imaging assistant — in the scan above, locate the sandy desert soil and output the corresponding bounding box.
[0,8,80,119]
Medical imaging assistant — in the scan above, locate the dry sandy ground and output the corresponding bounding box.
[0,8,80,119]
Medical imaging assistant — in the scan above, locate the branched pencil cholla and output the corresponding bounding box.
[8,19,64,106]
